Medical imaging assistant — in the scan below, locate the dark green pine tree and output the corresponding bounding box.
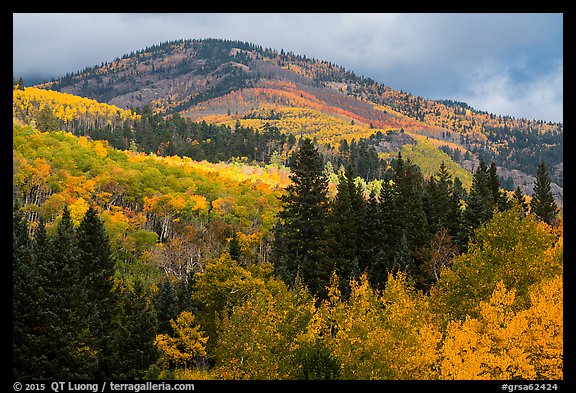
[228,232,241,263]
[358,189,379,275]
[174,270,197,313]
[15,76,25,90]
[272,138,330,297]
[530,161,559,225]
[325,166,365,295]
[393,153,429,251]
[36,105,61,132]
[391,232,416,276]
[487,162,511,212]
[154,277,180,335]
[13,207,40,379]
[110,280,159,380]
[76,205,117,378]
[26,218,55,377]
[512,186,529,217]
[459,159,492,248]
[42,205,97,379]
[369,177,400,289]
[425,162,462,240]
[453,176,467,202]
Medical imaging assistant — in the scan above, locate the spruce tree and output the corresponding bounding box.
[487,162,511,212]
[76,205,117,377]
[16,76,25,90]
[392,232,416,276]
[425,162,461,240]
[43,205,97,378]
[325,166,365,295]
[228,232,241,263]
[110,280,159,379]
[460,160,492,248]
[359,189,379,274]
[272,138,330,297]
[27,218,53,377]
[369,177,399,289]
[154,277,180,335]
[174,270,196,313]
[393,153,428,251]
[530,161,558,225]
[12,208,39,378]
[36,105,61,132]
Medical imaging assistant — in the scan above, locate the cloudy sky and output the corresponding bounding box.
[13,13,563,123]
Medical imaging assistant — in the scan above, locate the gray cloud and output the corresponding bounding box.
[13,13,562,122]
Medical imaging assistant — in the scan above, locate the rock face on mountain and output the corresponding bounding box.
[39,38,563,199]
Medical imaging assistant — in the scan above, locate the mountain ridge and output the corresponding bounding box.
[35,38,563,197]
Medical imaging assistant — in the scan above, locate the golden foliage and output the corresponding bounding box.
[303,272,442,379]
[439,276,562,380]
[13,87,139,133]
[155,311,208,369]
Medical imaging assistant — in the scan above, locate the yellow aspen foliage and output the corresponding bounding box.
[439,317,488,379]
[92,140,109,159]
[216,291,286,379]
[13,87,139,133]
[516,275,563,379]
[154,311,208,370]
[375,272,442,380]
[235,231,263,265]
[473,282,535,379]
[173,368,218,380]
[187,194,208,213]
[301,271,341,343]
[306,272,441,380]
[430,207,561,322]
[214,274,314,380]
[68,197,90,225]
[439,276,562,380]
[327,274,385,379]
[191,252,267,352]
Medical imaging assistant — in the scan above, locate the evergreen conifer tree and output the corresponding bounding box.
[272,138,330,297]
[392,232,416,276]
[228,232,241,263]
[154,277,180,335]
[393,153,428,251]
[325,166,365,295]
[359,189,379,274]
[12,208,40,378]
[174,270,196,313]
[76,205,117,377]
[110,280,159,379]
[425,162,462,240]
[36,105,61,132]
[487,162,511,212]
[43,205,97,378]
[530,161,558,225]
[460,160,492,248]
[369,177,399,289]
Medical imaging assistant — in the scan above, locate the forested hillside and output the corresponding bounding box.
[13,87,469,189]
[38,38,563,195]
[13,120,562,380]
[13,38,563,381]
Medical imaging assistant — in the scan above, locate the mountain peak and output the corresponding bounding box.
[36,38,562,193]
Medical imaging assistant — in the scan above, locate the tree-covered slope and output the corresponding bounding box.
[36,38,562,196]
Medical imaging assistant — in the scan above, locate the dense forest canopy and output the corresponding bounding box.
[13,38,563,382]
[34,38,562,189]
[13,121,562,380]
